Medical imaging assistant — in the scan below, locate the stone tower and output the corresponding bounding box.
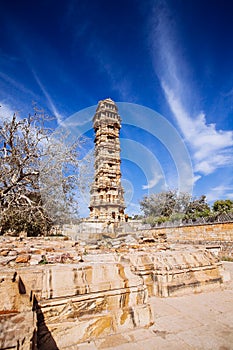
[89,98,125,222]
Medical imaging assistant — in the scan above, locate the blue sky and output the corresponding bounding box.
[0,0,233,217]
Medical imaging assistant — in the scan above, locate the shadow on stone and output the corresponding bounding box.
[18,276,26,294]
[32,296,59,350]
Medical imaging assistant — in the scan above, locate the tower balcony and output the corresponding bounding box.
[95,161,121,169]
[95,170,121,178]
[91,181,119,190]
[94,119,121,130]
[94,151,121,159]
[95,140,120,148]
[89,199,125,207]
[95,149,120,157]
[94,157,121,166]
[95,129,119,138]
[95,141,120,149]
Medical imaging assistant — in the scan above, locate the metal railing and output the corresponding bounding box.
[149,213,233,228]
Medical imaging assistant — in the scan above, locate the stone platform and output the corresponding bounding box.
[0,235,230,349]
[78,261,233,350]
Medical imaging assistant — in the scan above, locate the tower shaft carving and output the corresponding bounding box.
[89,98,125,222]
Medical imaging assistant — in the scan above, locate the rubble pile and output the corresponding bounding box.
[0,232,167,268]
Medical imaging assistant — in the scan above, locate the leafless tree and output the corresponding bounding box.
[0,109,81,236]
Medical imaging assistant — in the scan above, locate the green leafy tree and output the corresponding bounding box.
[212,199,233,214]
[184,195,210,221]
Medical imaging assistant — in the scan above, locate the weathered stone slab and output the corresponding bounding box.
[0,269,37,349]
[123,249,223,297]
[33,262,153,347]
[0,235,230,349]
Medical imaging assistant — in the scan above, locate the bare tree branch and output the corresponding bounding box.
[0,109,81,236]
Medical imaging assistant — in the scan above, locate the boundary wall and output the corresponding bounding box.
[153,222,233,243]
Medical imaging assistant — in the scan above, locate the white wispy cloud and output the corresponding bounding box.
[96,57,133,101]
[162,83,233,175]
[0,71,38,99]
[0,102,16,121]
[87,40,135,102]
[206,185,233,202]
[142,173,163,190]
[31,70,64,126]
[149,3,233,176]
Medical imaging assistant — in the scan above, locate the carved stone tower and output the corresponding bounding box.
[89,98,125,222]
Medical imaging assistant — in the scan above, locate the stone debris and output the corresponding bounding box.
[0,250,9,257]
[30,254,43,266]
[15,254,31,264]
[0,234,230,350]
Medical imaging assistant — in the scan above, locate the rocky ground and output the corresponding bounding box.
[0,234,232,349]
[0,233,168,268]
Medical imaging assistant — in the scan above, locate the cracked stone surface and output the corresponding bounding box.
[81,262,233,350]
[0,234,231,349]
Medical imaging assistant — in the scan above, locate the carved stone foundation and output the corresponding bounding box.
[124,249,223,297]
[0,262,153,349]
[34,263,152,349]
[0,236,228,349]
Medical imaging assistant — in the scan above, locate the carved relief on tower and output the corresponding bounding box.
[89,98,125,222]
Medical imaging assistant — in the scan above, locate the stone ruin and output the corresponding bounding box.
[0,98,231,349]
[0,231,228,350]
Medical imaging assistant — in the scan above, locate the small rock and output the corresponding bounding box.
[30,255,42,265]
[45,247,55,252]
[30,249,43,255]
[0,250,9,257]
[18,250,29,255]
[111,244,121,249]
[86,244,99,250]
[60,253,74,263]
[130,245,140,249]
[8,250,17,256]
[15,254,30,263]
[157,244,168,251]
